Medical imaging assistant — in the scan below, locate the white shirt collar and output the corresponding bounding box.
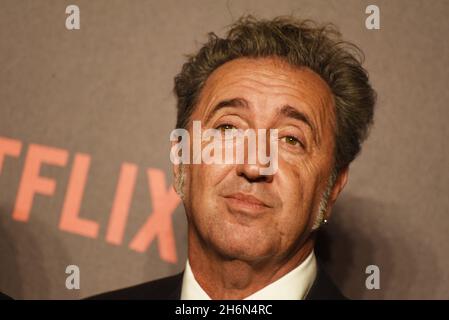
[181,251,317,300]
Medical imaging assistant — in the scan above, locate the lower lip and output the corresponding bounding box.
[223,197,270,216]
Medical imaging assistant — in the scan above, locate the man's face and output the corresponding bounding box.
[176,57,339,263]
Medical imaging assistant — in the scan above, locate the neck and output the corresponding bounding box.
[188,231,316,300]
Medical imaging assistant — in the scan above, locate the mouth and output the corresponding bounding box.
[222,192,271,216]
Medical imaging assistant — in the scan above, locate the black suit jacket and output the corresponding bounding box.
[0,292,13,300]
[88,265,346,300]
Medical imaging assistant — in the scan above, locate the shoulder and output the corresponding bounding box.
[86,272,184,300]
[306,265,348,300]
[0,292,13,300]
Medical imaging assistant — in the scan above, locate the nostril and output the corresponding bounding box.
[237,170,272,183]
[252,175,270,183]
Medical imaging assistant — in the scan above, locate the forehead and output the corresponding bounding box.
[197,57,334,114]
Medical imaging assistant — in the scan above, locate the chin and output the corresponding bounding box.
[208,226,276,262]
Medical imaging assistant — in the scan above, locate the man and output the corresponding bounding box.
[90,15,375,300]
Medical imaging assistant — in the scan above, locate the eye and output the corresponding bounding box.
[216,123,237,132]
[282,136,304,148]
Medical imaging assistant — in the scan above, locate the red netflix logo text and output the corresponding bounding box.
[0,136,181,263]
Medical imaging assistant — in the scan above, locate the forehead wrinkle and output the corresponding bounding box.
[209,66,330,108]
[209,77,314,107]
[213,71,303,93]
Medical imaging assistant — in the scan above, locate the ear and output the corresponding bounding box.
[325,166,349,219]
[171,140,181,193]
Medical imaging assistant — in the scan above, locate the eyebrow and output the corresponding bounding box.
[279,105,318,145]
[204,99,319,144]
[204,98,249,124]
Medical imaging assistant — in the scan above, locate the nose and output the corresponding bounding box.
[235,130,275,183]
[236,162,274,183]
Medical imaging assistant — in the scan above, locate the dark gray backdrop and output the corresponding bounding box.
[0,0,448,299]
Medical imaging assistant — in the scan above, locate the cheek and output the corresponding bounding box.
[276,155,315,204]
[275,157,322,230]
[188,164,233,206]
